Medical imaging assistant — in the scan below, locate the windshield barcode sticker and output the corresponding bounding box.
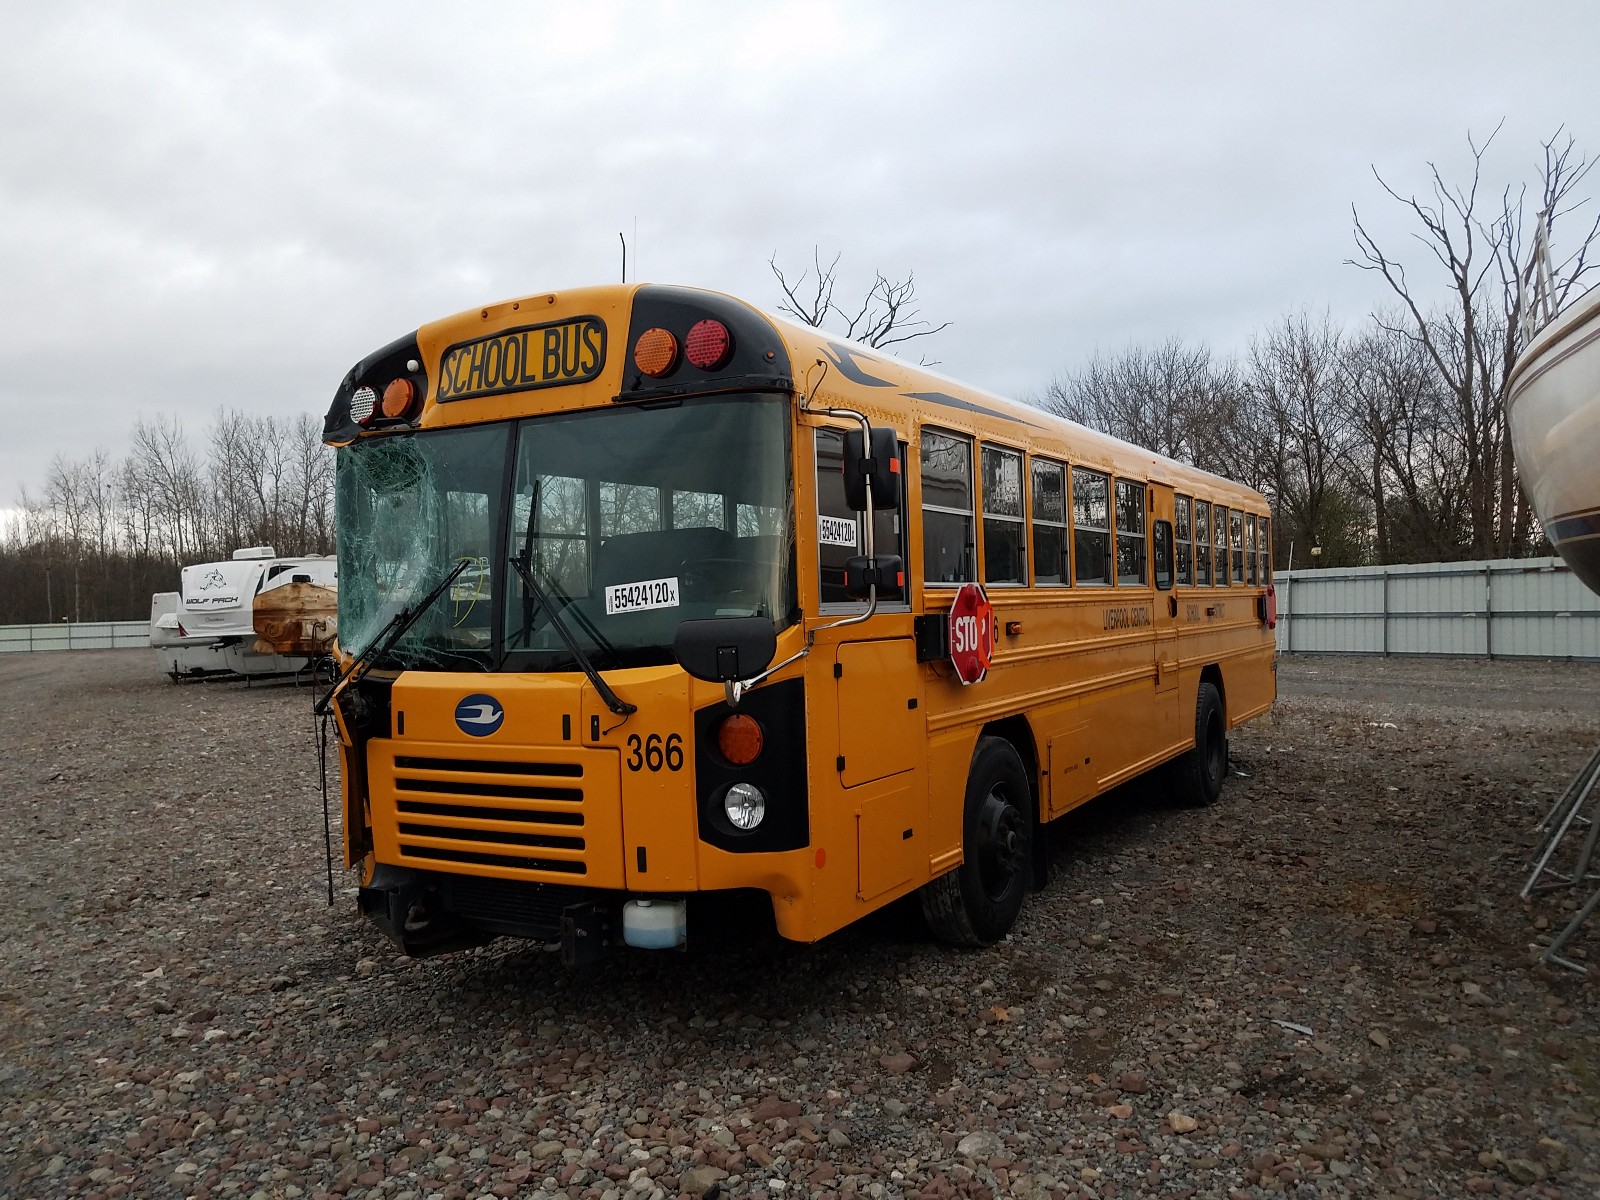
[604,576,681,615]
[819,515,858,548]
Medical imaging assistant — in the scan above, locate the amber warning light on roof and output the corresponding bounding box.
[437,315,606,402]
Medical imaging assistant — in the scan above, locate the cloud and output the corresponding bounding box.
[2,1,1596,499]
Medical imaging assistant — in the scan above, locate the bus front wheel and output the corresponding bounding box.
[1173,680,1227,807]
[921,736,1033,947]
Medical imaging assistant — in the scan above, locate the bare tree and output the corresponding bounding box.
[126,415,209,563]
[769,249,950,358]
[1243,311,1367,565]
[1038,338,1244,475]
[209,410,304,552]
[1349,126,1598,559]
[209,409,254,553]
[1339,321,1425,562]
[1,406,336,622]
[285,413,335,553]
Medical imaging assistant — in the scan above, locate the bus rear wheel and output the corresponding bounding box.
[921,736,1033,947]
[1173,680,1227,807]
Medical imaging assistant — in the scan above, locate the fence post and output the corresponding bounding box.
[1485,563,1494,660]
[1381,567,1390,657]
[1285,571,1293,653]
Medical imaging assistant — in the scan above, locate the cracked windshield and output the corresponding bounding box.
[334,424,507,669]
[333,396,794,672]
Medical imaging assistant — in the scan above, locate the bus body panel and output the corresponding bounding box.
[853,774,922,902]
[834,638,923,787]
[577,667,700,892]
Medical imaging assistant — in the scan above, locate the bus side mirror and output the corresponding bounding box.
[673,616,776,683]
[844,554,904,600]
[843,427,901,511]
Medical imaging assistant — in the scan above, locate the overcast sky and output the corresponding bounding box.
[3,1,1596,509]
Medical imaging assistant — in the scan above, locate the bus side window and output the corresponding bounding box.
[920,429,975,585]
[817,427,903,605]
[1213,504,1229,587]
[600,482,661,536]
[981,445,1026,586]
[1031,458,1069,586]
[1230,509,1245,583]
[1246,513,1258,584]
[1260,516,1273,581]
[1114,478,1147,586]
[1072,467,1110,586]
[673,489,725,530]
[1195,500,1212,585]
[1153,520,1173,591]
[1175,494,1193,585]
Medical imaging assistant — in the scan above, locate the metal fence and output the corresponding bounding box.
[1277,557,1600,659]
[5,561,1597,660]
[0,621,149,653]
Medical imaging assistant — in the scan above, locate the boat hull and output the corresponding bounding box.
[1509,287,1600,597]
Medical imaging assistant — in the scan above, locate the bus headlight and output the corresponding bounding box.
[723,782,767,831]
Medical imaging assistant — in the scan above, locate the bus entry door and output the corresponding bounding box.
[1150,485,1181,745]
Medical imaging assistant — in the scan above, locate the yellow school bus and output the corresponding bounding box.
[321,283,1276,961]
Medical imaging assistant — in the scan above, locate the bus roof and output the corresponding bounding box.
[328,282,1267,511]
[759,305,1265,510]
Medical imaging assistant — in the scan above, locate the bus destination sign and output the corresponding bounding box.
[437,316,607,402]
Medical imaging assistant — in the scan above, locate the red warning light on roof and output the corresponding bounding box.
[684,319,732,370]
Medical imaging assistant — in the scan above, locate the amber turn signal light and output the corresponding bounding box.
[381,377,416,418]
[634,327,678,377]
[717,713,764,766]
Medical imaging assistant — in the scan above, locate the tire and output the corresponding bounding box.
[920,736,1034,946]
[1173,680,1227,807]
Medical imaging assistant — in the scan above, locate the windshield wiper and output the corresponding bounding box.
[314,558,471,717]
[545,571,619,662]
[508,550,636,716]
[503,481,634,716]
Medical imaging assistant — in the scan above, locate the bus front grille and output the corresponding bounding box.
[379,751,609,880]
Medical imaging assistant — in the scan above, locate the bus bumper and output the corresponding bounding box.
[359,864,696,964]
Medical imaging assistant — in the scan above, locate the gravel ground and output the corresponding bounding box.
[2,650,1598,1200]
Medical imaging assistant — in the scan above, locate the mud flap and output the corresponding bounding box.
[561,902,609,968]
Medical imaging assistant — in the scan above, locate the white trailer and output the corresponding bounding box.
[154,547,338,680]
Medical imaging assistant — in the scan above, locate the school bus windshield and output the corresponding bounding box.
[335,423,508,670]
[506,395,795,671]
[333,395,796,673]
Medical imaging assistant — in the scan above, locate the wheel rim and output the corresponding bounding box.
[975,787,1025,902]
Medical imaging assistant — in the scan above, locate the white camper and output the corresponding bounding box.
[149,590,232,679]
[156,547,338,679]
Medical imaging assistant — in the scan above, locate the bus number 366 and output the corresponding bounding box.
[626,732,684,772]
